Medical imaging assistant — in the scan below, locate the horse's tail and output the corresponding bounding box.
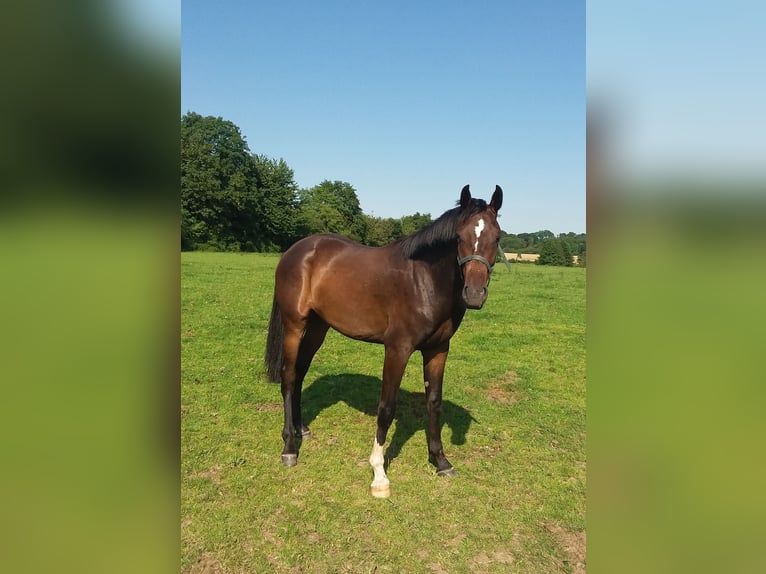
[264,292,284,384]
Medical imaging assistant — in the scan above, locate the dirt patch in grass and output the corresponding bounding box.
[193,464,222,486]
[470,549,515,573]
[546,523,586,574]
[487,370,527,405]
[255,402,282,412]
[184,553,222,574]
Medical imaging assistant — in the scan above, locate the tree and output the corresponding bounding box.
[252,154,300,251]
[500,232,525,252]
[511,230,554,253]
[297,180,367,241]
[363,215,402,246]
[181,112,259,250]
[559,232,585,263]
[400,212,432,236]
[560,239,574,266]
[538,238,567,266]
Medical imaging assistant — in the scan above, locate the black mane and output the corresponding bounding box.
[396,198,489,260]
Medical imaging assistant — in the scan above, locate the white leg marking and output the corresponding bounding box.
[473,218,485,252]
[369,439,390,497]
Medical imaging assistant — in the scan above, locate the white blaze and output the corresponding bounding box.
[473,218,485,252]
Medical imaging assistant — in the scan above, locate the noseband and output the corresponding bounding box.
[457,254,494,279]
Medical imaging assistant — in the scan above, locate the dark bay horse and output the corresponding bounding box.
[264,185,503,497]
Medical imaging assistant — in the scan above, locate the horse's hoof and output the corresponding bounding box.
[300,427,312,438]
[436,467,457,478]
[281,454,298,467]
[370,483,391,498]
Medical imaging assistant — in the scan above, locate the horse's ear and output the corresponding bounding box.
[490,185,503,212]
[460,185,471,209]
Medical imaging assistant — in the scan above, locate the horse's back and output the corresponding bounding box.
[278,233,374,273]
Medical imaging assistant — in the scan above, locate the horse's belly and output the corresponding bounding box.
[312,284,389,343]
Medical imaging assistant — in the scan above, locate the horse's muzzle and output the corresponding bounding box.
[462,284,487,309]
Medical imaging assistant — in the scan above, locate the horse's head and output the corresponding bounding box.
[455,185,503,309]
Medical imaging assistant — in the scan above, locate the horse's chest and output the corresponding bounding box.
[415,307,465,349]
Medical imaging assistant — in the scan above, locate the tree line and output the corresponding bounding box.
[181,112,585,265]
[181,112,431,251]
[500,230,586,267]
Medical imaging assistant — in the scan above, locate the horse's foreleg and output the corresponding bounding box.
[369,345,411,498]
[422,343,455,476]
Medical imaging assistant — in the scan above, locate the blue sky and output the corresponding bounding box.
[182,1,585,234]
[587,0,765,181]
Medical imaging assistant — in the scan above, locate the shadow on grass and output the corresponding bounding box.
[301,374,475,468]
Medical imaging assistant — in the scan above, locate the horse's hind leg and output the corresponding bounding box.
[280,324,304,467]
[292,313,329,439]
[280,313,329,466]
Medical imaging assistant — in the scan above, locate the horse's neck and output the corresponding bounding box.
[429,249,467,329]
[416,247,463,296]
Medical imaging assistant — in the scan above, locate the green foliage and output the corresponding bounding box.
[399,212,432,236]
[182,253,585,573]
[558,231,586,263]
[363,215,402,246]
[361,212,431,246]
[538,238,573,266]
[297,180,367,241]
[181,112,301,252]
[501,230,586,260]
[499,232,527,252]
[518,230,554,252]
[500,230,552,253]
[560,238,574,266]
[252,155,300,251]
[181,112,258,251]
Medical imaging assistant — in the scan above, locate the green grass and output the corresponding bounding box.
[182,252,585,573]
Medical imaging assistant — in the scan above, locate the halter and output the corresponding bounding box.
[457,254,494,277]
[458,244,510,276]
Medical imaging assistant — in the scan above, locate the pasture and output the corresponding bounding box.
[181,252,585,573]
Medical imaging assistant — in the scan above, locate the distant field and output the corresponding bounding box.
[503,253,581,264]
[181,252,585,573]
